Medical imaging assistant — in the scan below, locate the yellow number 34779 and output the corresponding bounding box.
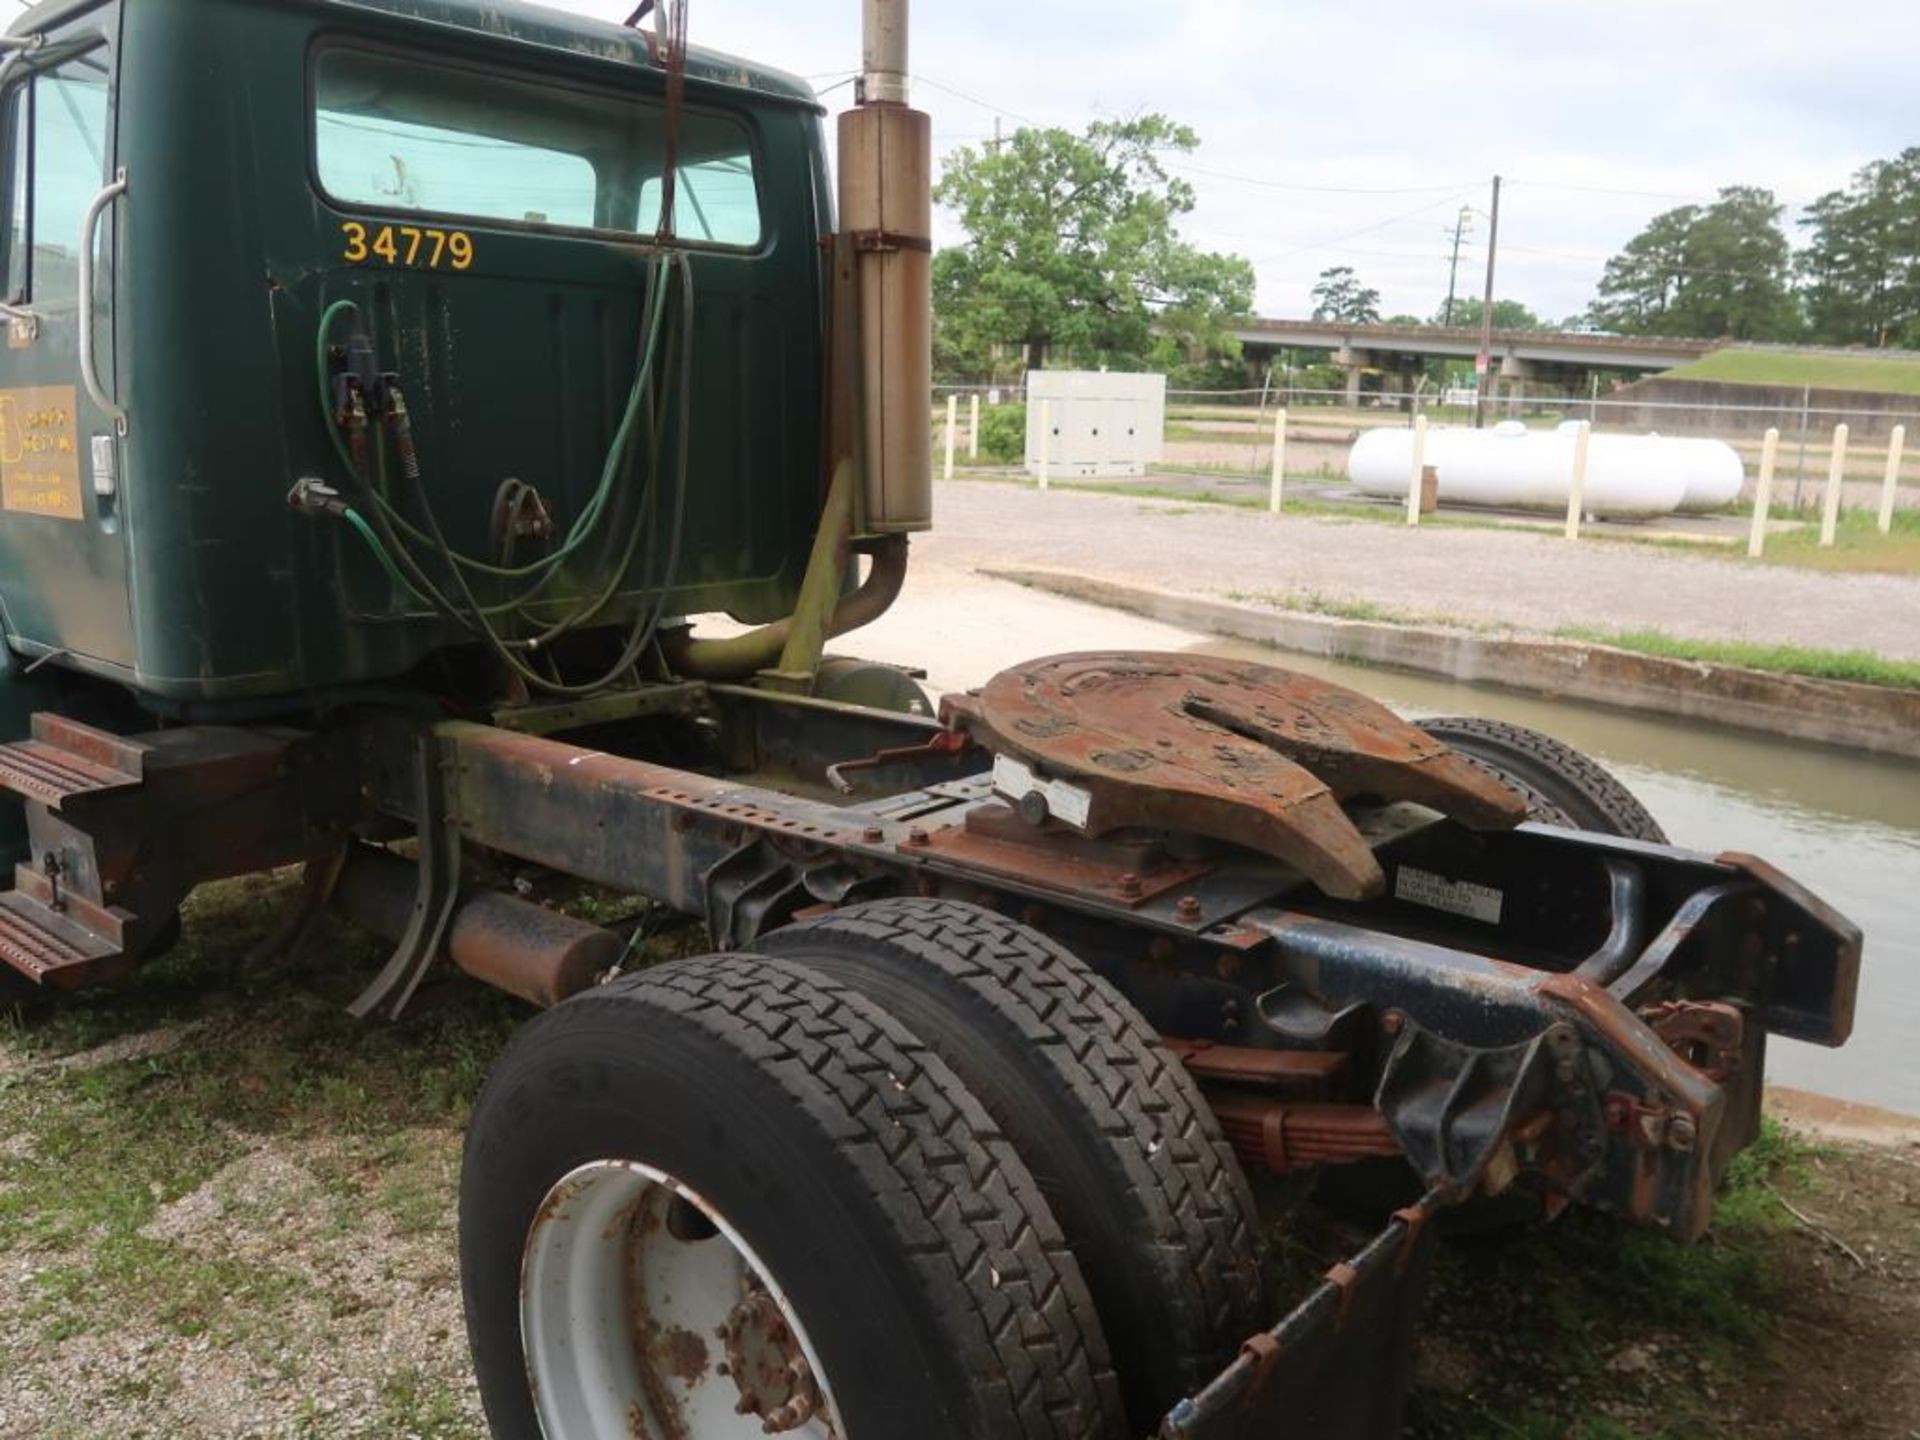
[341,220,474,271]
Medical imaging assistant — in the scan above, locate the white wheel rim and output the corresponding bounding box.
[520,1160,842,1439]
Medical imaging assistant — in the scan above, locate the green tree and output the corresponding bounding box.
[1309,265,1381,323]
[1797,150,1920,347]
[1433,298,1543,332]
[931,115,1255,383]
[1587,187,1796,340]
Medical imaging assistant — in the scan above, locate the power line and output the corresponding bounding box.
[1165,159,1474,197]
[1506,177,1716,204]
[913,73,1046,130]
[1248,193,1474,265]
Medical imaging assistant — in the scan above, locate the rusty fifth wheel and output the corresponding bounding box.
[945,652,1527,901]
[460,956,1127,1440]
[761,898,1267,1433]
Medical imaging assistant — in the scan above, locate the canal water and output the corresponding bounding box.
[1186,640,1920,1117]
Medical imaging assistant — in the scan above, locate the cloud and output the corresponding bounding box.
[539,0,1920,321]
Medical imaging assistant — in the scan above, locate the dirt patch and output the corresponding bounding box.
[0,1020,205,1082]
[1,1126,479,1439]
[1404,1129,1920,1439]
[1729,1143,1920,1440]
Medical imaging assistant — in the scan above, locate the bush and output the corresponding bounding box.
[974,401,1027,465]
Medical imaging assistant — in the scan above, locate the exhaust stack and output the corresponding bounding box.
[840,0,932,532]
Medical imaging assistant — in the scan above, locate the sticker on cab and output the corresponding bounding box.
[0,385,83,520]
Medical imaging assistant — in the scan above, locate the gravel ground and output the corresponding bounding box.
[923,480,1920,660]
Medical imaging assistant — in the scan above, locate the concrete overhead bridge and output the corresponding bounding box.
[1229,318,1723,402]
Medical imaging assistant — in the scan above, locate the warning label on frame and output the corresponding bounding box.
[1394,865,1505,925]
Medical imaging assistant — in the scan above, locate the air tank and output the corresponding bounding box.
[1348,422,1744,520]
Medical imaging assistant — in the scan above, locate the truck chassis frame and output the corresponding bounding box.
[0,668,1858,1435]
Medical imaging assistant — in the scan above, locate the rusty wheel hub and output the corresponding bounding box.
[945,651,1526,900]
[519,1161,839,1438]
[720,1287,821,1432]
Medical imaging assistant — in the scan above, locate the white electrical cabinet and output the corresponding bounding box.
[1024,371,1166,478]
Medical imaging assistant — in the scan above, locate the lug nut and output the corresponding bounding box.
[1174,895,1202,921]
[1117,872,1142,898]
[907,827,930,847]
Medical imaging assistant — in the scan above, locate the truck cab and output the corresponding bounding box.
[0,0,832,706]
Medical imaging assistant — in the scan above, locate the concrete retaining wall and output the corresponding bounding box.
[987,568,1920,763]
[1609,377,1920,440]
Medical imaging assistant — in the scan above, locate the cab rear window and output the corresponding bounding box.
[312,46,762,248]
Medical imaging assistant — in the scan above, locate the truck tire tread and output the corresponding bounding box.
[763,898,1266,1425]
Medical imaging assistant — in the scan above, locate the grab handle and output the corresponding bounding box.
[78,167,128,435]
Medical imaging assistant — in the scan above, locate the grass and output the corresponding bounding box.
[1559,625,1920,690]
[1226,587,1491,632]
[0,873,526,1433]
[1756,504,1920,574]
[2,874,1914,1437]
[1666,346,1920,396]
[1217,585,1920,690]
[1407,1118,1818,1438]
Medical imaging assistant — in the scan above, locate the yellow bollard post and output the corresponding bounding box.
[1405,414,1428,526]
[943,394,957,481]
[1820,422,1848,547]
[1564,420,1591,541]
[1747,427,1778,559]
[1880,424,1905,536]
[1268,408,1288,513]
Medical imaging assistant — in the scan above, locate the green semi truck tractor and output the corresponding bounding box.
[0,1,1861,1437]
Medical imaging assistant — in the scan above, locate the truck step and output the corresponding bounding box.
[0,888,124,986]
[0,716,147,809]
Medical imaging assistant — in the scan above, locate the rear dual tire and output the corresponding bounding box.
[462,954,1127,1440]
[761,898,1268,1434]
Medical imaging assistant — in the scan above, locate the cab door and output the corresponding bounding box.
[0,5,132,674]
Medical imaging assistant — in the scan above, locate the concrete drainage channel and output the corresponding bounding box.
[985,567,1920,762]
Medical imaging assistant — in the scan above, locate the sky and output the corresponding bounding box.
[543,0,1920,324]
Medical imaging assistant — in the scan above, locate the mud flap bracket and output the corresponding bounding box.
[1160,1193,1443,1438]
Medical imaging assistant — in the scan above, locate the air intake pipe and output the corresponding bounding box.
[667,0,930,681]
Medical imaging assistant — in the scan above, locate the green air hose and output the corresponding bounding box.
[314,251,696,696]
[315,261,670,583]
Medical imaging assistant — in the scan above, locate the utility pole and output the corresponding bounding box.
[1442,206,1472,327]
[1472,175,1502,429]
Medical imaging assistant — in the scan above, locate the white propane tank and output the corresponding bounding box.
[1347,422,1743,521]
[1656,433,1745,511]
